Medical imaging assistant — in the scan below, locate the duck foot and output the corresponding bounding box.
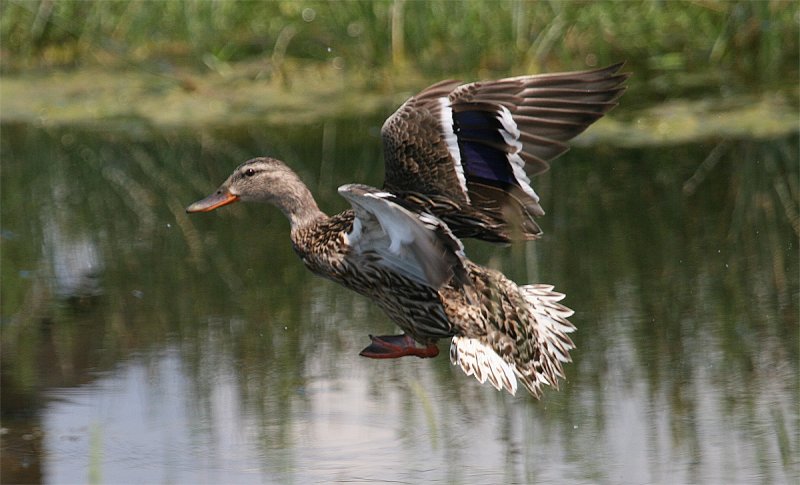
[359,334,440,359]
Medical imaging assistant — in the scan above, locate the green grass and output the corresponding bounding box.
[2,0,798,100]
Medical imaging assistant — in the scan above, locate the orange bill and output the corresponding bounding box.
[185,190,239,213]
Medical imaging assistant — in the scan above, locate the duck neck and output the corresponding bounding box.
[274,180,327,233]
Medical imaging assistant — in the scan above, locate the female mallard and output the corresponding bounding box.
[187,63,628,397]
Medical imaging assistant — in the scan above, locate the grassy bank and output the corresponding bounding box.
[2,0,798,102]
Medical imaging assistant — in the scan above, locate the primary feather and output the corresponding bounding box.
[382,63,629,242]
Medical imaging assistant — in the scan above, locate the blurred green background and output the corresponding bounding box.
[1,1,798,483]
[1,0,798,113]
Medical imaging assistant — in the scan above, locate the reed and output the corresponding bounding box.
[2,0,797,98]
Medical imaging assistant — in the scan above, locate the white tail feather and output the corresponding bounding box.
[450,283,576,398]
[449,337,518,395]
[516,284,576,397]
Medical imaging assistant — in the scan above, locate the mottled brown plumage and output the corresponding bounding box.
[187,64,628,396]
[187,157,575,396]
[383,62,628,242]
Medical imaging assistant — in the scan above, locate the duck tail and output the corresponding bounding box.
[449,335,520,395]
[515,284,576,398]
[449,283,576,398]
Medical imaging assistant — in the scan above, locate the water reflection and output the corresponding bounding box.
[1,122,797,483]
[43,208,104,302]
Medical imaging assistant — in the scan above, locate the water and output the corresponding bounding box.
[1,120,797,484]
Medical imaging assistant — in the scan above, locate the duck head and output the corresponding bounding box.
[186,157,324,228]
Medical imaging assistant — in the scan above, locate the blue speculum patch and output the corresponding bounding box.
[454,110,517,186]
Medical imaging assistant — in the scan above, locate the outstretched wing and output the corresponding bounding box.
[338,184,472,293]
[382,63,629,242]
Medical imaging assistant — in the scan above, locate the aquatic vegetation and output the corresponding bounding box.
[2,0,797,100]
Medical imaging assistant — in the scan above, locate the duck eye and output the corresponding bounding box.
[244,168,256,177]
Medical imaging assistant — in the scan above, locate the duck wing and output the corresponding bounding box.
[338,184,472,294]
[382,63,629,243]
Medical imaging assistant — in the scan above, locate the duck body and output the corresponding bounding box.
[291,209,452,346]
[187,64,628,397]
[283,183,573,396]
[289,200,457,341]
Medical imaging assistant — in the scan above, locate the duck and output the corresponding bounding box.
[186,63,628,397]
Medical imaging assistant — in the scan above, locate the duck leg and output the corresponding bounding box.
[359,334,440,359]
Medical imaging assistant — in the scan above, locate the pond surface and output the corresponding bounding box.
[1,118,798,484]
